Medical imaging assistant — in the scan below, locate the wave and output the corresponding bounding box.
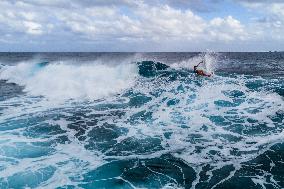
[0,59,201,101]
[1,55,282,102]
[0,61,138,101]
[0,54,283,188]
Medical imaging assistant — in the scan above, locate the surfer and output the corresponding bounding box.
[194,61,212,77]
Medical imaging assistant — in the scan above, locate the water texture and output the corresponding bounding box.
[0,52,283,189]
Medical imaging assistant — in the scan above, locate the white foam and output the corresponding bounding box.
[0,56,283,188]
[127,73,284,169]
[0,61,138,101]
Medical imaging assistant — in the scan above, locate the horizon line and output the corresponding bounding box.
[0,51,283,53]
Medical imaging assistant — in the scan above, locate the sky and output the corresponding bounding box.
[0,0,284,52]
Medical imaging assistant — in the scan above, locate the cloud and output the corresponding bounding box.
[0,0,247,42]
[236,0,284,17]
[208,16,248,41]
[0,1,54,37]
[55,3,247,43]
[164,0,222,12]
[6,0,137,8]
[134,4,206,40]
[0,0,281,51]
[236,0,284,40]
[23,21,43,35]
[236,0,284,4]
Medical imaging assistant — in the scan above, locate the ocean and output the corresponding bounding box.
[0,52,283,189]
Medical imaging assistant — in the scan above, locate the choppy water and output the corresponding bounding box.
[0,52,283,189]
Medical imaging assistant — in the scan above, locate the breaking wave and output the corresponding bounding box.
[0,61,138,100]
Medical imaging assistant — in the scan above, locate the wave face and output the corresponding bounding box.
[0,52,283,189]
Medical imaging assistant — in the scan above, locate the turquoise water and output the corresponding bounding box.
[0,53,283,188]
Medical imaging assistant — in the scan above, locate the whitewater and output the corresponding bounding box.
[0,52,283,189]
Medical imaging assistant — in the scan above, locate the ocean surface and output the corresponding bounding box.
[0,52,283,189]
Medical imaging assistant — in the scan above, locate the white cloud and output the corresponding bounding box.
[0,0,281,51]
[237,1,284,40]
[209,16,248,41]
[0,1,53,36]
[136,5,206,40]
[269,3,284,18]
[23,21,43,35]
[53,3,247,43]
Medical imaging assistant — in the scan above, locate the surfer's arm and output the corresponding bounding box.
[194,61,203,72]
[196,61,203,67]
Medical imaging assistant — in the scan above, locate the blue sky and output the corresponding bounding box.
[0,0,284,52]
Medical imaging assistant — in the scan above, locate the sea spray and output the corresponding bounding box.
[171,52,218,74]
[0,61,138,101]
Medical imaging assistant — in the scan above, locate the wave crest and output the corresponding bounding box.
[0,61,138,100]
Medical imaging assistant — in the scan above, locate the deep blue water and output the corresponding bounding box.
[0,52,283,189]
